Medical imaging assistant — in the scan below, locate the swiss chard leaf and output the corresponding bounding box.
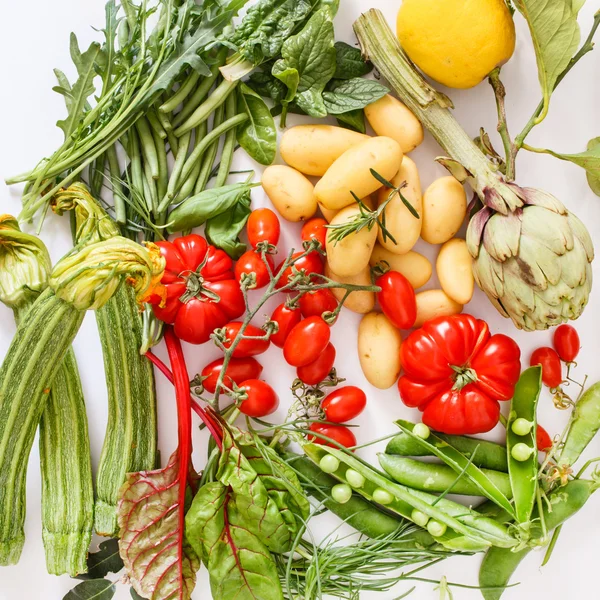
[513,0,583,122]
[186,482,283,600]
[117,451,200,600]
[236,83,277,165]
[323,77,388,115]
[205,192,252,258]
[76,539,123,581]
[336,109,366,133]
[333,41,372,79]
[63,579,116,600]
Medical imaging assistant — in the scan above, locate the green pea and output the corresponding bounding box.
[511,418,534,436]
[320,455,340,474]
[346,468,366,489]
[427,520,447,538]
[413,423,431,440]
[332,483,352,504]
[372,488,394,505]
[411,509,430,528]
[511,442,534,462]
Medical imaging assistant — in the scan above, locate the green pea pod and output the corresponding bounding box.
[379,454,513,499]
[507,367,542,524]
[479,479,597,600]
[395,421,515,518]
[303,443,516,549]
[166,182,259,233]
[557,381,600,467]
[386,431,508,472]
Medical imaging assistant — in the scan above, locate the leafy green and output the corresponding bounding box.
[129,591,147,600]
[336,109,367,133]
[236,84,277,165]
[333,41,372,79]
[186,482,283,600]
[323,77,388,114]
[247,71,287,102]
[76,539,123,581]
[513,0,583,122]
[272,65,300,103]
[63,579,116,600]
[205,192,252,258]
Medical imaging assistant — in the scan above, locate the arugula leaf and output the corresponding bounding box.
[76,539,123,581]
[186,482,283,600]
[271,8,337,119]
[205,193,252,258]
[246,71,287,103]
[96,0,119,91]
[55,35,101,139]
[63,579,115,600]
[237,83,277,165]
[336,109,366,133]
[323,77,388,114]
[513,0,582,122]
[333,41,372,79]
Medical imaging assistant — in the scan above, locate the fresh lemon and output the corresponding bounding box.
[397,0,516,89]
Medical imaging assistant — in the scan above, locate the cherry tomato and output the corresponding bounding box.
[537,425,553,452]
[283,316,331,367]
[222,322,270,357]
[299,288,338,318]
[297,343,336,385]
[238,380,279,417]
[247,208,280,248]
[530,347,562,388]
[201,357,263,395]
[275,252,324,289]
[376,271,416,330]
[270,303,302,348]
[234,251,274,289]
[301,218,328,249]
[308,423,357,448]
[553,324,580,363]
[321,386,367,423]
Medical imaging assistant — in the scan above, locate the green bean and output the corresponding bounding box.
[143,161,158,213]
[194,105,225,195]
[155,106,173,133]
[379,455,513,499]
[151,126,168,205]
[160,71,202,113]
[146,109,167,140]
[89,153,106,198]
[174,79,238,136]
[387,430,509,473]
[507,367,542,524]
[166,129,179,158]
[215,91,237,188]
[135,117,159,180]
[557,381,600,467]
[106,144,126,225]
[479,479,597,600]
[163,131,192,209]
[127,129,144,197]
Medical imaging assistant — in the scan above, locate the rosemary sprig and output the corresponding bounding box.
[371,168,420,219]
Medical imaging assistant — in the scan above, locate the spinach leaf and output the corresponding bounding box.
[336,109,366,134]
[513,0,582,122]
[323,77,388,114]
[247,71,287,103]
[237,84,277,165]
[205,193,252,259]
[334,41,372,79]
[271,8,337,119]
[75,539,123,581]
[63,579,115,600]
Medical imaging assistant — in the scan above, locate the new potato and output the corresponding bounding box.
[326,204,378,277]
[358,312,403,389]
[437,238,474,304]
[280,125,368,176]
[325,263,375,314]
[421,176,467,244]
[414,289,463,327]
[315,136,403,211]
[319,196,377,223]
[262,165,317,222]
[369,245,432,289]
[365,95,424,153]
[376,155,422,254]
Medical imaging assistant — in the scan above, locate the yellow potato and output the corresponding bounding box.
[369,245,432,289]
[315,137,403,211]
[325,263,375,314]
[421,176,467,244]
[262,165,317,222]
[326,204,378,277]
[319,196,376,223]
[376,155,422,254]
[358,312,403,389]
[414,289,463,328]
[280,125,369,176]
[436,238,474,304]
[365,95,424,153]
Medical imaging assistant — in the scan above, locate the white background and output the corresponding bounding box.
[2,1,600,598]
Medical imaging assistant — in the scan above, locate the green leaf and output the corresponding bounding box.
[236,84,277,165]
[55,35,101,139]
[323,78,388,114]
[63,579,116,600]
[129,590,147,600]
[246,71,287,103]
[76,539,123,580]
[272,64,300,103]
[513,0,582,122]
[205,193,252,259]
[336,109,366,133]
[186,482,284,600]
[333,41,372,79]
